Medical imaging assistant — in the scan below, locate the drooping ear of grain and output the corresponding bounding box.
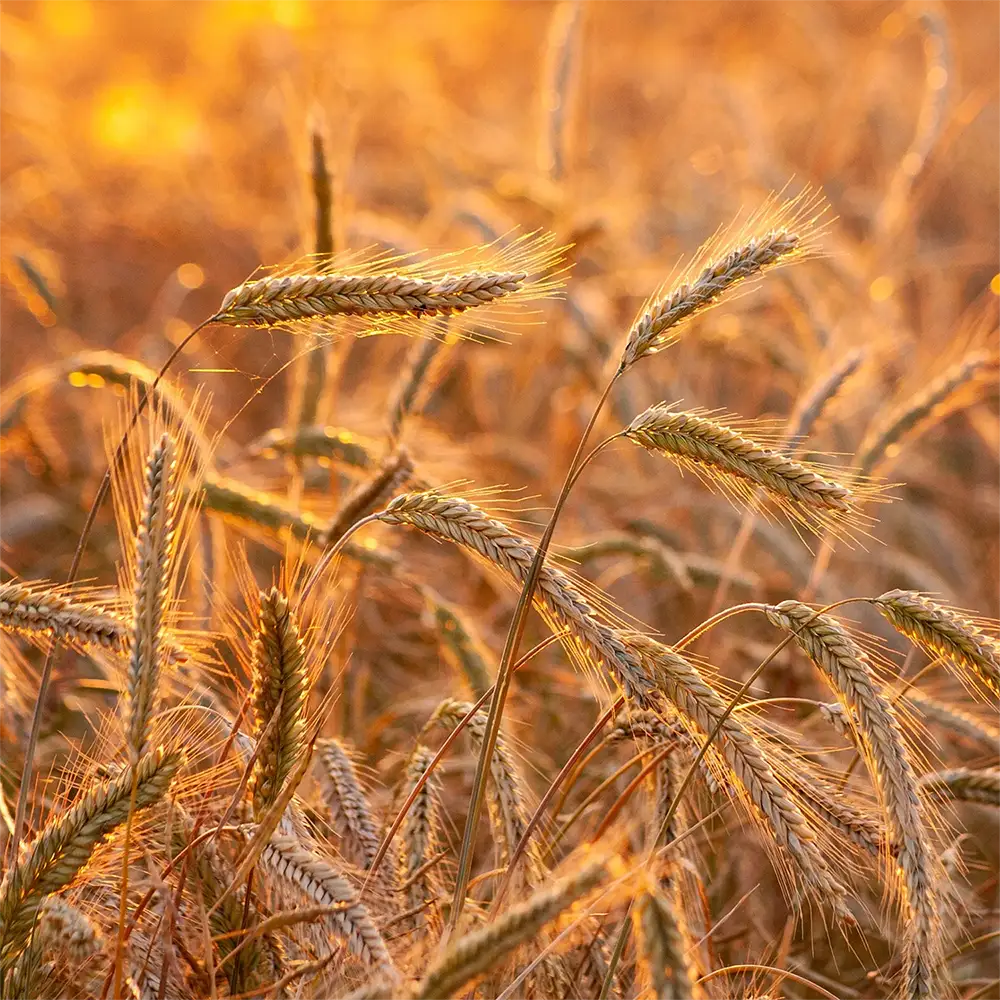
[125,433,179,761]
[765,600,940,999]
[248,588,310,819]
[321,447,413,545]
[0,748,182,974]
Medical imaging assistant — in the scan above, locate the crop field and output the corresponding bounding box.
[0,2,998,998]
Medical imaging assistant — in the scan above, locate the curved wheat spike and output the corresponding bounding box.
[765,600,940,999]
[378,491,658,706]
[258,833,398,979]
[413,853,610,999]
[625,633,850,914]
[857,350,998,476]
[622,404,875,537]
[125,434,178,760]
[618,190,825,372]
[245,424,377,470]
[314,739,391,887]
[427,699,543,880]
[320,448,413,545]
[0,748,182,974]
[397,744,444,935]
[248,588,310,819]
[873,590,1000,697]
[918,768,1000,807]
[894,689,1000,752]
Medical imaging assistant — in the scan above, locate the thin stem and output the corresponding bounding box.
[300,511,382,603]
[696,964,840,1000]
[448,372,620,934]
[9,313,219,860]
[599,905,632,1000]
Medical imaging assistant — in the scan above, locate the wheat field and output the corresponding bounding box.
[1,3,998,999]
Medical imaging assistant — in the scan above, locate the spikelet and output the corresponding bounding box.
[248,588,310,818]
[258,833,397,978]
[413,853,609,1000]
[125,434,178,760]
[387,326,452,441]
[618,190,825,371]
[422,589,493,695]
[427,699,543,879]
[873,590,1000,697]
[785,347,867,447]
[765,600,940,999]
[213,232,565,342]
[314,739,388,883]
[633,885,697,1000]
[918,768,1000,807]
[378,491,658,705]
[622,404,873,537]
[0,748,182,974]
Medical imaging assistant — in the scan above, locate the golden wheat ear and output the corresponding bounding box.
[0,748,183,976]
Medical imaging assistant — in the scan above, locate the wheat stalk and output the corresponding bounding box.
[873,590,1000,696]
[765,600,940,999]
[0,748,182,974]
[378,491,658,705]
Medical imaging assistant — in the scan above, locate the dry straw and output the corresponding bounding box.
[378,491,658,706]
[873,589,1000,696]
[765,600,940,999]
[0,748,182,974]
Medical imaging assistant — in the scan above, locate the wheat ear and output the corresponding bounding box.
[246,424,376,469]
[428,700,543,879]
[258,833,397,978]
[918,768,1000,807]
[895,689,1000,751]
[623,405,864,533]
[0,748,182,973]
[413,854,609,999]
[873,590,1000,696]
[397,744,444,934]
[125,433,178,760]
[765,600,939,999]
[314,739,386,882]
[633,885,697,1000]
[248,588,310,818]
[378,491,658,706]
[619,214,810,372]
[387,331,449,441]
[422,589,493,695]
[321,448,413,545]
[626,633,849,910]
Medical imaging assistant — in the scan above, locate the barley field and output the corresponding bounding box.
[1,3,998,999]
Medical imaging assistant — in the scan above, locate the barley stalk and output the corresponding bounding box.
[0,748,182,973]
[873,590,1000,696]
[765,600,939,999]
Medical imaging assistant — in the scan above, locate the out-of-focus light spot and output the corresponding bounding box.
[86,373,105,388]
[927,66,948,91]
[901,152,922,177]
[92,80,156,152]
[177,263,204,290]
[68,371,88,388]
[990,274,1000,295]
[690,145,723,177]
[271,0,310,28]
[40,0,93,39]
[165,318,200,351]
[870,276,894,302]
[881,11,905,40]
